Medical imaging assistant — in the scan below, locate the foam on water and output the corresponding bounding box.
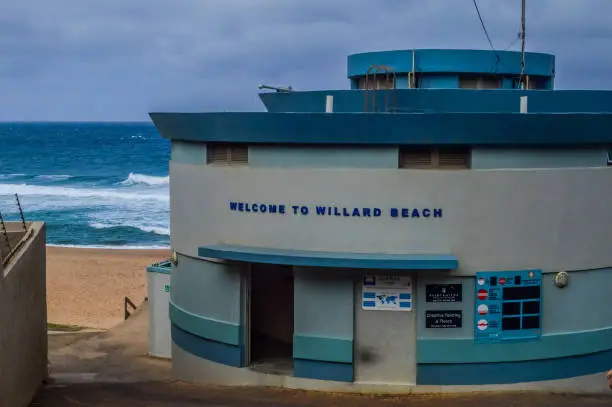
[0,122,171,248]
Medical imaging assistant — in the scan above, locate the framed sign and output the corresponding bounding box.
[425,284,462,303]
[362,275,412,311]
[425,310,462,328]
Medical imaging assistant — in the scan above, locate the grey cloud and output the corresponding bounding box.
[0,0,611,120]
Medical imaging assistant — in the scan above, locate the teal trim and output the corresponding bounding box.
[146,259,172,275]
[150,112,612,146]
[294,359,353,382]
[172,324,244,367]
[169,300,241,346]
[259,89,612,114]
[198,244,458,270]
[347,49,555,78]
[293,334,353,364]
[417,348,612,385]
[417,325,612,364]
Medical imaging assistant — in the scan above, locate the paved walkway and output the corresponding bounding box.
[37,302,612,407]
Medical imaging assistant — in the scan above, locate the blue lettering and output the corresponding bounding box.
[363,208,372,217]
[390,208,398,218]
[316,206,326,215]
[279,205,286,214]
[238,203,244,212]
[434,208,443,218]
[343,208,350,217]
[252,204,258,213]
[334,207,340,216]
[352,208,360,217]
[230,202,238,211]
[292,205,299,215]
[411,208,420,218]
[260,204,267,213]
[402,208,409,218]
[373,208,382,217]
[269,205,277,214]
[423,208,431,217]
[245,203,251,212]
[300,206,309,215]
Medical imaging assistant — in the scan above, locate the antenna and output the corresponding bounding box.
[520,0,526,89]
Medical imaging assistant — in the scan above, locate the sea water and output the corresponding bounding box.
[0,122,170,249]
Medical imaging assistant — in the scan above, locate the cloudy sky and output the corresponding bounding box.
[1,0,611,121]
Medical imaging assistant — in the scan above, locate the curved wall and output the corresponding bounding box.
[167,146,612,385]
[170,162,612,274]
[347,49,555,78]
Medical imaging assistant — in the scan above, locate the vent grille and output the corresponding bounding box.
[399,147,470,169]
[207,144,248,165]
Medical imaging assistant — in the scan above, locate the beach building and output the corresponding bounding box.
[149,48,612,389]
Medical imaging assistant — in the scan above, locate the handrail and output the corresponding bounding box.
[363,64,397,113]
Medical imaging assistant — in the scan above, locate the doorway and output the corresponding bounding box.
[248,264,294,375]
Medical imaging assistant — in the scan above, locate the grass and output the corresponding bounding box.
[47,322,85,332]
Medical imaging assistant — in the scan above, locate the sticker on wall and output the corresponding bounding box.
[425,283,462,303]
[474,270,542,344]
[425,310,462,328]
[362,275,412,311]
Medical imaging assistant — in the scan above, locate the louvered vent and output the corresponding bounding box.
[399,148,433,168]
[207,144,248,165]
[438,148,470,169]
[399,147,470,169]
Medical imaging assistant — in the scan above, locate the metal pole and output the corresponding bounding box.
[15,194,27,231]
[0,210,11,252]
[520,0,526,89]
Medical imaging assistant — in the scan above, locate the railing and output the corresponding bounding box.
[1,194,31,267]
[124,296,138,320]
[363,64,397,114]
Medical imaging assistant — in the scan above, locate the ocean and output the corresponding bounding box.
[0,122,170,249]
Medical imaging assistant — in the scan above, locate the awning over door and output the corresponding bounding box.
[198,244,458,270]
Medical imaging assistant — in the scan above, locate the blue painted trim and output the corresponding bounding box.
[293,334,353,364]
[293,359,353,382]
[259,89,612,114]
[169,300,242,346]
[418,325,612,363]
[146,259,172,274]
[149,112,612,146]
[198,244,458,270]
[347,49,555,77]
[171,323,244,368]
[417,348,612,385]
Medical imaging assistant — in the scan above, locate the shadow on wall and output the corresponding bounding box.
[0,222,48,407]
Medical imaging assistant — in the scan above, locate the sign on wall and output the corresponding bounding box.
[425,310,462,328]
[425,284,462,303]
[362,275,412,311]
[474,270,542,344]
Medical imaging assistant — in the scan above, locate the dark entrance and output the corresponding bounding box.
[248,264,294,375]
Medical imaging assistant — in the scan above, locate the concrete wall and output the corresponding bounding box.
[0,222,47,407]
[170,162,612,274]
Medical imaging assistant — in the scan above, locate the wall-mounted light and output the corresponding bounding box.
[171,250,178,266]
[554,271,569,288]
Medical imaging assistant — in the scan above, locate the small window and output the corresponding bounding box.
[358,76,395,90]
[459,75,501,89]
[399,146,470,169]
[206,144,248,165]
[607,150,612,166]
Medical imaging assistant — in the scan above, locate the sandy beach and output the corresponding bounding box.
[46,246,171,329]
